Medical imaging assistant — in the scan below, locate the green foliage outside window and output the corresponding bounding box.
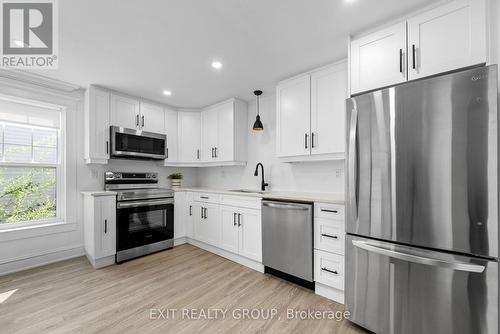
[0,167,56,224]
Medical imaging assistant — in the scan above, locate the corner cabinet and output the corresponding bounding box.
[350,0,487,94]
[82,193,116,269]
[276,60,347,161]
[201,99,247,165]
[84,86,110,164]
[177,111,201,163]
[164,108,178,163]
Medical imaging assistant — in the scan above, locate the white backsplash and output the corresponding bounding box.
[197,94,345,194]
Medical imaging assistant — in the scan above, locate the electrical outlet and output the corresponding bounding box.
[335,169,343,178]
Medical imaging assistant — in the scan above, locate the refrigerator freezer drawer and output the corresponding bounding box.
[345,234,498,334]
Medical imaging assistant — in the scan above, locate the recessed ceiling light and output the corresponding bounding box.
[211,61,222,69]
[163,90,172,96]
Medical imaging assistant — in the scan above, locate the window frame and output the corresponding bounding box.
[0,96,66,229]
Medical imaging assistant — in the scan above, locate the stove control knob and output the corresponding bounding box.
[116,173,122,179]
[152,174,157,179]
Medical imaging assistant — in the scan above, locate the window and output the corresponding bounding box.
[0,97,62,226]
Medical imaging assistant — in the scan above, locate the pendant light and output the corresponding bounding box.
[252,90,264,131]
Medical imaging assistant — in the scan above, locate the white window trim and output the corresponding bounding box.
[0,96,67,230]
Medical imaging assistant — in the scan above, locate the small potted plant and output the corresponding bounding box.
[168,172,183,189]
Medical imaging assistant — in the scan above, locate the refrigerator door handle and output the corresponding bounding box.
[348,106,358,219]
[352,240,486,273]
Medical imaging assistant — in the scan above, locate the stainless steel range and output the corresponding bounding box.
[105,171,174,263]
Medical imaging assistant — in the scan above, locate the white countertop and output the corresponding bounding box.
[81,190,117,197]
[175,187,345,204]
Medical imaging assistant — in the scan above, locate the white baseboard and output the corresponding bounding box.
[0,245,84,276]
[187,238,264,273]
[85,253,115,269]
[315,282,344,304]
[174,236,188,246]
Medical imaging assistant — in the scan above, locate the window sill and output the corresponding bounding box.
[0,221,77,242]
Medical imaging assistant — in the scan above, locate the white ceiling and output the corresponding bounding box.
[37,0,438,108]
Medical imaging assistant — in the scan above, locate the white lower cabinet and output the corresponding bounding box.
[82,193,116,269]
[193,202,220,246]
[314,250,345,291]
[313,202,345,304]
[176,191,263,270]
[220,205,262,262]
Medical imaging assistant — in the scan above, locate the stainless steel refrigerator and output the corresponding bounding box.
[345,65,499,334]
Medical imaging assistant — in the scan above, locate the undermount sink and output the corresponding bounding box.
[228,189,266,194]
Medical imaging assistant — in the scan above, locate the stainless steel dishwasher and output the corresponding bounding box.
[262,199,314,288]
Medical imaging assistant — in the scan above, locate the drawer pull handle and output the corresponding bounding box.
[200,196,209,199]
[321,267,338,275]
[321,209,338,213]
[321,233,338,239]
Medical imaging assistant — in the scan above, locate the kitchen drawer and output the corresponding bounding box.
[314,218,345,255]
[220,195,261,209]
[193,192,220,204]
[314,250,344,290]
[314,202,344,221]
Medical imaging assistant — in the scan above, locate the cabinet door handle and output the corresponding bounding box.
[233,212,237,226]
[321,233,338,239]
[106,141,109,154]
[412,44,416,70]
[237,213,241,227]
[211,147,214,158]
[215,147,217,158]
[189,205,192,216]
[166,148,169,159]
[141,115,145,127]
[204,208,208,219]
[304,133,309,149]
[399,48,403,73]
[136,114,139,127]
[104,219,107,234]
[197,149,200,160]
[201,207,204,219]
[321,208,338,213]
[321,267,338,275]
[311,133,315,148]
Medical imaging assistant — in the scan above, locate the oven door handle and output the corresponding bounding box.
[117,199,174,208]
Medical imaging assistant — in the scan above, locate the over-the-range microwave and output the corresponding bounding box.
[110,126,166,160]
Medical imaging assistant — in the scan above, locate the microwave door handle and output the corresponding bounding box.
[351,240,485,273]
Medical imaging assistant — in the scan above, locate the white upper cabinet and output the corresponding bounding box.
[200,99,247,164]
[276,74,311,158]
[407,0,486,80]
[214,101,235,162]
[276,61,347,161]
[110,94,140,129]
[201,107,219,161]
[310,62,348,156]
[85,86,110,164]
[177,111,201,163]
[164,108,178,162]
[350,22,407,94]
[350,0,487,94]
[139,102,165,133]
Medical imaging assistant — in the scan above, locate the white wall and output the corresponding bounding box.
[197,94,345,194]
[0,77,198,275]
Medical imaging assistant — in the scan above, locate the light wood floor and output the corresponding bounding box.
[0,244,368,334]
